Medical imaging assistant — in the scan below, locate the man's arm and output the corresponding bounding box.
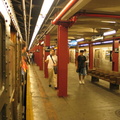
[45,56,49,63]
[76,56,78,69]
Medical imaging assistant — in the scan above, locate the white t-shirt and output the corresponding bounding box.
[84,52,89,63]
[46,55,57,69]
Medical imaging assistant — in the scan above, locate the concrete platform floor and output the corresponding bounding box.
[29,63,120,120]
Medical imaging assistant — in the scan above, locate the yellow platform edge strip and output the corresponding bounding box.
[26,67,34,120]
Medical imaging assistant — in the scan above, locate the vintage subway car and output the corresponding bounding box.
[0,1,26,120]
[69,42,120,72]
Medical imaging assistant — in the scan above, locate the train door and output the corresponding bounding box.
[9,27,22,120]
[8,27,16,120]
[94,45,112,70]
[0,15,6,120]
[94,49,101,68]
[69,49,75,63]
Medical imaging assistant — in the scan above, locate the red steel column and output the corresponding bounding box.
[89,43,93,69]
[57,25,68,97]
[37,46,40,66]
[39,43,43,70]
[36,46,39,66]
[112,40,119,71]
[34,45,37,64]
[44,34,50,78]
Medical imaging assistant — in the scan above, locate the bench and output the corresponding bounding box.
[88,69,120,90]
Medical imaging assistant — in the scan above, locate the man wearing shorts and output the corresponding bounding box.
[76,50,86,84]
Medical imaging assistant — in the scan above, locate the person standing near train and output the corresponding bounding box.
[45,49,57,89]
[21,44,28,81]
[84,49,89,74]
[76,50,86,84]
[29,52,34,64]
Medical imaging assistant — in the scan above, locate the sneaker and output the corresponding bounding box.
[82,80,85,84]
[79,81,82,84]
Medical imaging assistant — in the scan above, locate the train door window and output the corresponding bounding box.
[105,50,111,60]
[94,49,100,68]
[0,15,5,90]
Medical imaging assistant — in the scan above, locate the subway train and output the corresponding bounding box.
[0,1,26,120]
[69,43,120,72]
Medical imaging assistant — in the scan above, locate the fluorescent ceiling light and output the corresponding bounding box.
[76,38,84,42]
[0,1,7,13]
[102,40,113,44]
[92,36,103,41]
[28,0,54,50]
[93,42,101,45]
[101,28,110,30]
[80,44,89,47]
[101,21,116,23]
[103,30,116,36]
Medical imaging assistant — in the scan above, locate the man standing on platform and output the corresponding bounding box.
[84,49,89,74]
[45,49,57,89]
[76,50,86,84]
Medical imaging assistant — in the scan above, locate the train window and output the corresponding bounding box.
[0,16,5,89]
[95,49,100,58]
[105,50,111,60]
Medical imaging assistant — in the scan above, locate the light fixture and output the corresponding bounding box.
[80,44,89,47]
[103,30,116,36]
[92,36,103,41]
[101,21,116,23]
[76,38,84,42]
[93,42,101,45]
[28,0,54,50]
[102,40,113,44]
[101,28,110,30]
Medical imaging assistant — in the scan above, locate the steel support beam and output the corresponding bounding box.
[89,43,93,69]
[112,40,119,71]
[39,43,43,70]
[44,34,50,78]
[57,25,68,97]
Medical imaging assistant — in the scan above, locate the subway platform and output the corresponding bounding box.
[27,63,120,120]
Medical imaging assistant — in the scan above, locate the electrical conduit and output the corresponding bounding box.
[52,0,78,24]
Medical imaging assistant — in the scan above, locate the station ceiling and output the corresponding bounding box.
[11,0,120,48]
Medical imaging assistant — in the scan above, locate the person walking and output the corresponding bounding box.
[29,52,34,64]
[45,49,57,89]
[76,50,86,84]
[84,49,89,74]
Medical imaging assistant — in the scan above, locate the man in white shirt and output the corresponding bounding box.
[84,49,89,74]
[45,49,57,89]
